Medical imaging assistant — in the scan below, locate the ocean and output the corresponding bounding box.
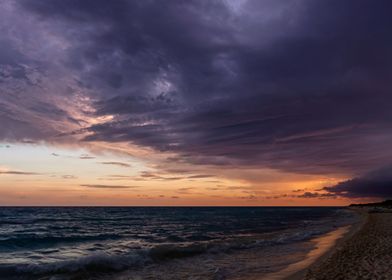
[0,207,358,280]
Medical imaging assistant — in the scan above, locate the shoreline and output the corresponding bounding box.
[295,208,367,279]
[303,209,392,279]
[261,208,367,280]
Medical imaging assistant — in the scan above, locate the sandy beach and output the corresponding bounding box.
[303,210,392,280]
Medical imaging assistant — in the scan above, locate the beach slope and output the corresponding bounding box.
[304,212,392,279]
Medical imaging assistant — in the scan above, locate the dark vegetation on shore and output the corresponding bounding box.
[349,200,392,208]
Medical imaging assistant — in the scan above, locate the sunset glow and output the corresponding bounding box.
[0,142,357,206]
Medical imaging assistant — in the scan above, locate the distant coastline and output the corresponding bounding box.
[349,199,392,208]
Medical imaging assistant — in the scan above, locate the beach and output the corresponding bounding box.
[261,226,352,280]
[302,210,392,280]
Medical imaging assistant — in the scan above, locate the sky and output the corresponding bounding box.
[1,0,392,206]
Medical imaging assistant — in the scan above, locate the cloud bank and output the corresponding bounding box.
[324,166,392,199]
[1,0,392,179]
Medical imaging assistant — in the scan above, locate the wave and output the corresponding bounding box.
[0,234,122,250]
[0,226,336,279]
[0,208,359,279]
[0,216,149,226]
[0,252,150,278]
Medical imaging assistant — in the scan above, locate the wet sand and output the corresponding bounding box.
[261,226,351,280]
[258,209,365,280]
[304,211,392,279]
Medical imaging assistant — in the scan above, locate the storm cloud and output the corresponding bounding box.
[1,0,392,176]
[324,166,392,199]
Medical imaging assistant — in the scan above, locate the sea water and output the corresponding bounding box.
[0,207,358,279]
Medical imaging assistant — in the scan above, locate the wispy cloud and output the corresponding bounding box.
[238,194,258,201]
[138,171,183,181]
[261,191,337,200]
[224,185,254,190]
[62,175,77,179]
[296,192,337,199]
[99,175,134,181]
[176,187,194,194]
[80,184,139,189]
[0,170,40,175]
[186,174,214,179]
[136,171,215,181]
[79,154,95,160]
[99,161,131,168]
[21,139,38,144]
[292,189,307,193]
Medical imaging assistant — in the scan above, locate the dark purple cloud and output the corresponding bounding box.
[1,0,392,176]
[296,192,337,199]
[324,166,392,199]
